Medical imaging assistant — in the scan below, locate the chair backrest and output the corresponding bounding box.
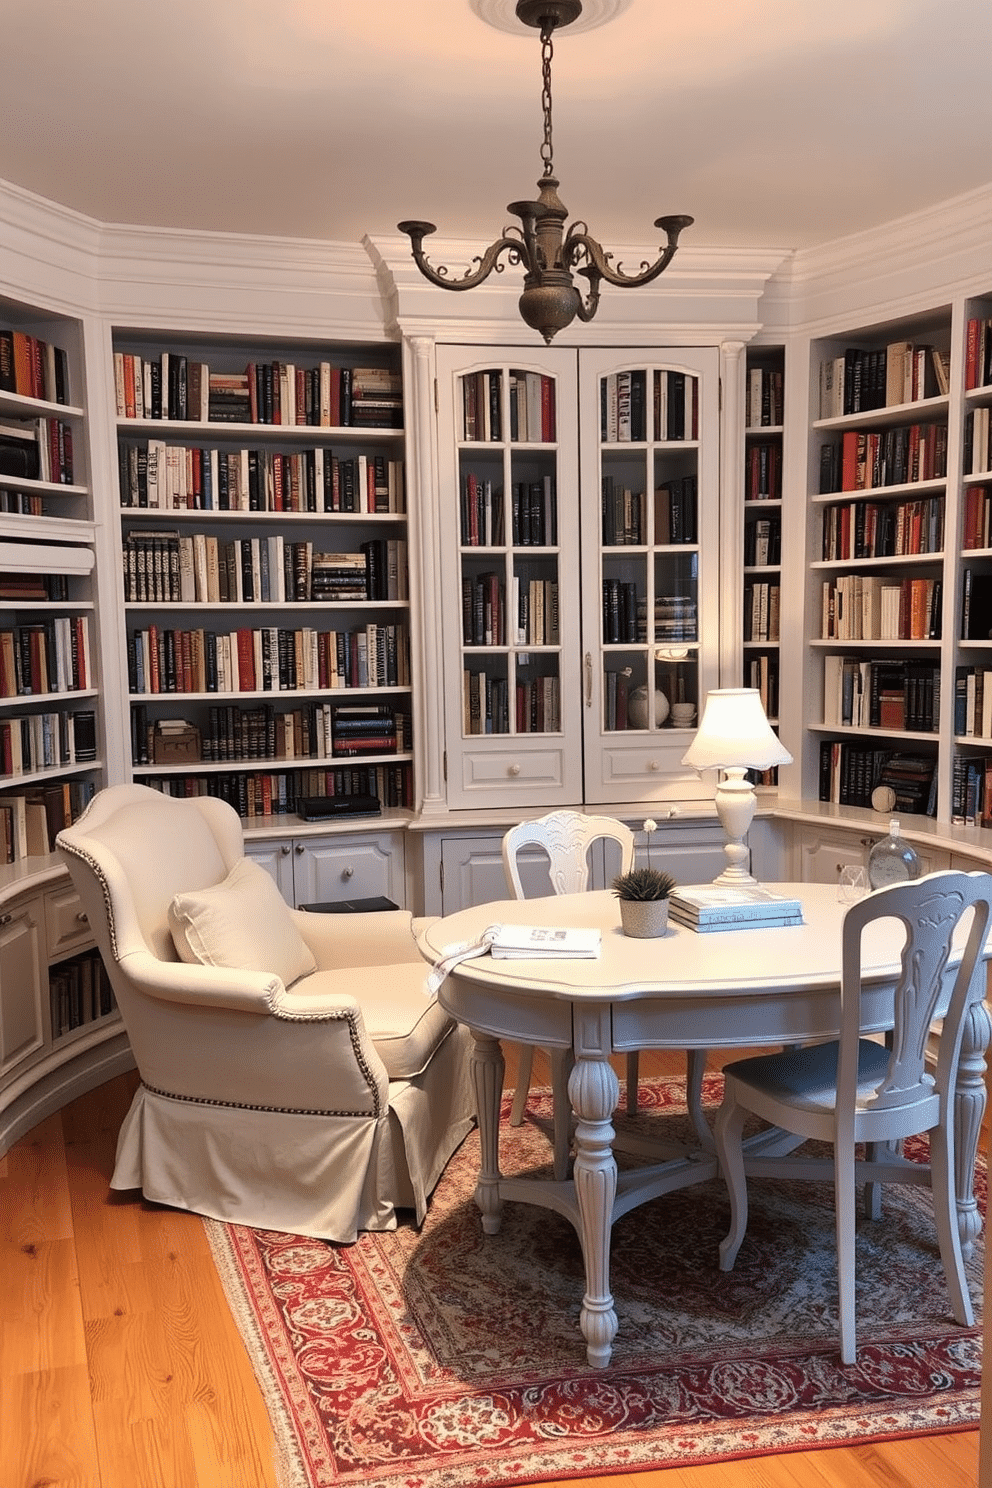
[502,809,636,899]
[838,869,992,1129]
[57,783,245,965]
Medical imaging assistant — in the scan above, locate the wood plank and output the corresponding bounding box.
[0,1066,982,1488]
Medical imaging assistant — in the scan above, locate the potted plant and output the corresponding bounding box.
[611,866,677,938]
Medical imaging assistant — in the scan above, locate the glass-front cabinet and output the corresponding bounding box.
[435,348,583,807]
[579,348,720,804]
[434,344,720,810]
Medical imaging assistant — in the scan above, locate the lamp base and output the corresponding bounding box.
[712,768,758,886]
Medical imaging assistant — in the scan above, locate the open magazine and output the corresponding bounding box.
[425,923,601,995]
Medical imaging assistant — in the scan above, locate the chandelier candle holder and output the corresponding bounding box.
[398,0,692,343]
[681,688,793,885]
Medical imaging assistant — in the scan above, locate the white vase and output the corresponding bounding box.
[627,686,669,729]
[618,898,669,938]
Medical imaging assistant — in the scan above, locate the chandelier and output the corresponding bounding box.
[397,0,692,344]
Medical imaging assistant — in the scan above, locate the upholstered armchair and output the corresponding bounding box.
[56,784,474,1243]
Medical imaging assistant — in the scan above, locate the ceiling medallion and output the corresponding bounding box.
[469,0,632,35]
[398,0,691,343]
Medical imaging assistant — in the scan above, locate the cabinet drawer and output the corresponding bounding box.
[459,747,567,799]
[44,885,94,961]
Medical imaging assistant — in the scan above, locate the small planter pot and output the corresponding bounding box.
[618,898,669,938]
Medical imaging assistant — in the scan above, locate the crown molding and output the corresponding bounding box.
[789,182,992,333]
[0,176,103,317]
[94,222,388,340]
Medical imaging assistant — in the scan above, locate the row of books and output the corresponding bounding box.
[743,582,781,643]
[600,370,699,443]
[745,366,784,429]
[964,317,992,391]
[0,416,75,485]
[127,622,409,696]
[0,571,69,602]
[601,476,697,547]
[819,422,948,495]
[951,754,992,826]
[0,618,92,698]
[960,568,992,640]
[818,341,948,419]
[954,667,992,739]
[965,406,992,477]
[122,532,407,605]
[138,764,413,816]
[0,708,96,777]
[462,572,506,647]
[744,515,781,567]
[0,489,43,516]
[460,475,504,547]
[962,485,992,551]
[132,700,410,766]
[744,652,779,730]
[820,575,941,642]
[463,668,510,735]
[50,947,115,1040]
[512,577,558,646]
[0,329,71,405]
[458,476,561,550]
[0,778,94,862]
[114,354,402,428]
[462,669,561,735]
[819,494,944,562]
[818,742,937,816]
[823,656,940,732]
[118,440,405,514]
[510,478,557,547]
[460,369,556,444]
[602,580,639,644]
[745,440,782,501]
[603,668,631,731]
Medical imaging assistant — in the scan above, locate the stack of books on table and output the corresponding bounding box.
[668,884,803,933]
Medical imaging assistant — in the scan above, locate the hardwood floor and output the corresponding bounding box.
[0,1049,980,1488]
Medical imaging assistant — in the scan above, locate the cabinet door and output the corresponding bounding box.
[243,839,296,900]
[435,348,583,808]
[0,895,46,1073]
[795,823,946,883]
[579,349,721,804]
[293,832,404,906]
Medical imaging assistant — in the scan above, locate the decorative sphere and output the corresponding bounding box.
[627,686,669,729]
[518,283,581,342]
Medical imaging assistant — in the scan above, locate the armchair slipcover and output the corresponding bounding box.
[57,784,475,1243]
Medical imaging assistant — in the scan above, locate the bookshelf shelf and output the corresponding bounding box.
[111,329,414,825]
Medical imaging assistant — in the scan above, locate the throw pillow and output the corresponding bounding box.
[169,857,317,987]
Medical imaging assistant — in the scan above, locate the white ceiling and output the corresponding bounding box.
[1,0,990,254]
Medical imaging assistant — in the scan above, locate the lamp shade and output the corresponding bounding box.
[681,688,793,773]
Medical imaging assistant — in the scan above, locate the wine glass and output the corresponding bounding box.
[837,865,869,904]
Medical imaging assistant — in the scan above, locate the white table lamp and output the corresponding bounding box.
[681,688,793,884]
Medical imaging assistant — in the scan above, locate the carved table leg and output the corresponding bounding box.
[568,1053,620,1368]
[470,1032,505,1235]
[953,995,991,1260]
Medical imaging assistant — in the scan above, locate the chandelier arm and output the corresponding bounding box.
[564,215,693,289]
[573,263,602,324]
[397,222,530,292]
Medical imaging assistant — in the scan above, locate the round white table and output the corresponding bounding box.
[418,884,991,1367]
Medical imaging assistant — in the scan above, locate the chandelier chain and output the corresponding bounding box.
[540,18,556,176]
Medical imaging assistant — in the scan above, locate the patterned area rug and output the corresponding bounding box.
[205,1075,984,1488]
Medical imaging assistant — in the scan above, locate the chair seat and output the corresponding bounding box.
[725,1038,915,1117]
[298,963,453,1080]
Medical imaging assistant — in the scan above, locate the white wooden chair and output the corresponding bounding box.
[502,809,710,1173]
[714,869,992,1365]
